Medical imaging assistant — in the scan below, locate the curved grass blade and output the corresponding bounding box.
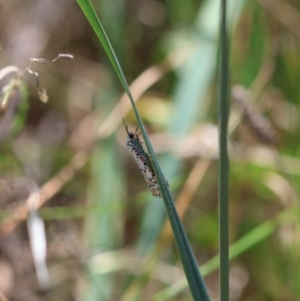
[76,0,211,300]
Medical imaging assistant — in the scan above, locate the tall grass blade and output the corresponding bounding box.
[218,0,230,300]
[76,0,211,300]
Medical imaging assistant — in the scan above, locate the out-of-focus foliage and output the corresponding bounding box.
[0,0,299,301]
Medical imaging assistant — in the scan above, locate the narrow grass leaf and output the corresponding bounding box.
[76,0,211,300]
[218,0,230,300]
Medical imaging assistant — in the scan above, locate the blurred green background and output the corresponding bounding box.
[0,0,299,300]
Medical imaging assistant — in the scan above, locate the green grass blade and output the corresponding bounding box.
[76,0,211,300]
[218,0,230,300]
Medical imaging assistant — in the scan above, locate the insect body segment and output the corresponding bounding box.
[124,124,166,198]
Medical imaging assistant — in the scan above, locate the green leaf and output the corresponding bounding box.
[76,0,211,300]
[218,1,230,301]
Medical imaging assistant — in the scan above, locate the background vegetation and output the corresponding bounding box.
[0,0,299,300]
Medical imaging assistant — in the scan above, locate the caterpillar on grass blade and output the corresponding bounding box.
[121,117,168,198]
